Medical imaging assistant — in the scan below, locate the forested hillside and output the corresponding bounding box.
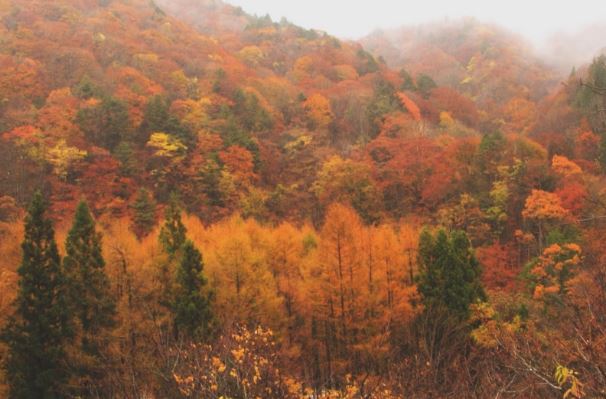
[361,20,559,123]
[1,0,605,397]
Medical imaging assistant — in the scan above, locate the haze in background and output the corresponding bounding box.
[227,0,606,70]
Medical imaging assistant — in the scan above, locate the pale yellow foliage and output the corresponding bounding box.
[146,132,187,158]
[46,139,87,180]
[238,45,265,66]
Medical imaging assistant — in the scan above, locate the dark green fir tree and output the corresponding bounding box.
[173,240,214,340]
[157,194,188,311]
[63,200,115,391]
[131,188,157,239]
[2,191,71,399]
[75,96,130,150]
[159,194,187,255]
[416,228,485,320]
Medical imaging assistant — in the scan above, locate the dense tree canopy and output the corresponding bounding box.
[2,192,71,399]
[1,0,606,397]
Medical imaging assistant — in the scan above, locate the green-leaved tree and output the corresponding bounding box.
[2,192,71,399]
[417,228,485,319]
[131,188,157,239]
[173,240,214,340]
[159,194,187,256]
[63,201,115,393]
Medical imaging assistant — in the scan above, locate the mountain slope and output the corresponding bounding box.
[0,0,396,222]
[361,19,559,118]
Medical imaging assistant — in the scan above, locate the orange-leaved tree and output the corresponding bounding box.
[522,189,569,251]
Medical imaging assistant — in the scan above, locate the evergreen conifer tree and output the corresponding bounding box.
[173,240,214,340]
[2,191,71,399]
[63,200,115,385]
[159,194,187,255]
[417,228,485,319]
[75,96,130,150]
[139,95,191,144]
[132,188,157,239]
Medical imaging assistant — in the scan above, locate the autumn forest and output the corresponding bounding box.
[0,0,605,398]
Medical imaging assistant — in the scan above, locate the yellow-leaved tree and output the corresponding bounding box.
[304,93,333,131]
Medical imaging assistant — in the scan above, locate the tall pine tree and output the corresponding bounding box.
[63,200,115,391]
[131,188,157,239]
[2,191,71,399]
[159,194,187,255]
[157,194,187,311]
[417,228,485,319]
[173,240,214,340]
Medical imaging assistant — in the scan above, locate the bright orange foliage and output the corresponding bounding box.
[530,243,582,300]
[304,93,333,130]
[551,155,582,177]
[2,0,606,396]
[522,189,569,221]
[397,92,421,121]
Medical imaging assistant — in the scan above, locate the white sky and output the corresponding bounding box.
[226,0,606,44]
